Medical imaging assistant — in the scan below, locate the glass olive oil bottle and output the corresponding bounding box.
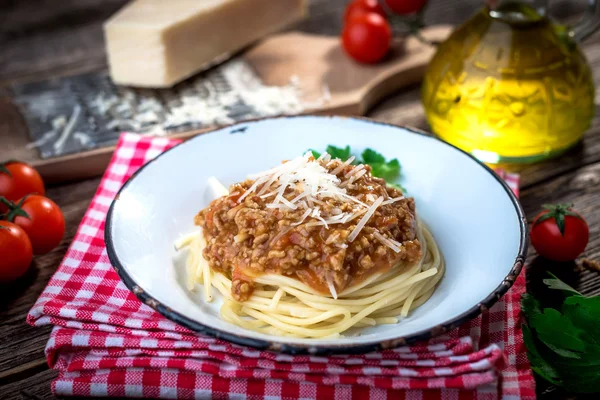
[422,1,599,164]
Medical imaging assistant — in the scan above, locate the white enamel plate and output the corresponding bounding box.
[105,116,527,354]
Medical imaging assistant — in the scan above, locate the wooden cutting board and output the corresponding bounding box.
[244,25,451,115]
[5,25,452,184]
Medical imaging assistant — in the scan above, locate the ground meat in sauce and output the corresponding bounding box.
[195,158,421,302]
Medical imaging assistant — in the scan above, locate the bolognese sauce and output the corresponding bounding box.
[195,155,421,302]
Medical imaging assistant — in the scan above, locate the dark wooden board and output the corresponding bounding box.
[1,0,600,399]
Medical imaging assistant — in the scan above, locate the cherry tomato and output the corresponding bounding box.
[384,0,428,15]
[0,161,45,202]
[342,13,392,64]
[0,220,33,283]
[530,204,589,262]
[9,195,65,255]
[344,0,386,23]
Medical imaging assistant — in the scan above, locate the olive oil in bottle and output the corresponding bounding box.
[422,2,595,164]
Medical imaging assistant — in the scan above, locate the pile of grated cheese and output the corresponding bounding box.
[88,59,331,136]
[235,152,406,252]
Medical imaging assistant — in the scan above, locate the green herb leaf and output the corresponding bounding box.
[521,293,543,318]
[326,145,352,161]
[522,324,562,384]
[359,149,401,182]
[370,158,401,182]
[532,308,586,357]
[309,149,321,159]
[522,274,600,393]
[563,296,600,346]
[543,272,581,295]
[361,148,386,165]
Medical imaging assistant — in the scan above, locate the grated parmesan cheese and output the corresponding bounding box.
[233,153,407,253]
[326,274,338,299]
[330,156,356,176]
[311,208,329,229]
[292,208,313,226]
[348,196,384,242]
[373,231,402,253]
[381,196,405,205]
[86,59,332,138]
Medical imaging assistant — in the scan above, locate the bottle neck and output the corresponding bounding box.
[487,0,548,23]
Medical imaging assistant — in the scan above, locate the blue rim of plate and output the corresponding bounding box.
[105,115,528,355]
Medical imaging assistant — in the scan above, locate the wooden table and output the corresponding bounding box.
[1,0,599,399]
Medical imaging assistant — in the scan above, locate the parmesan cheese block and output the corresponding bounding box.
[104,0,307,88]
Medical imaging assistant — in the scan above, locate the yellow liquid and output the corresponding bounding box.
[422,5,595,164]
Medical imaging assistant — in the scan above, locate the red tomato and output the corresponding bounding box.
[342,13,392,64]
[344,0,386,23]
[10,195,65,255]
[0,220,33,283]
[384,0,428,15]
[530,204,589,262]
[0,161,45,213]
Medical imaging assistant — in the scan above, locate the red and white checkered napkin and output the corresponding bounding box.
[27,133,534,399]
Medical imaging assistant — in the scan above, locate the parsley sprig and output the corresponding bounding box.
[521,273,600,393]
[309,145,403,191]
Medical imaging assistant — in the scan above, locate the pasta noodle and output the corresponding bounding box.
[178,220,444,339]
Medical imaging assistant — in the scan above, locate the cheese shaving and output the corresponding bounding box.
[342,209,367,224]
[290,192,309,204]
[305,212,348,227]
[237,175,267,203]
[277,195,298,210]
[238,153,355,215]
[382,196,405,205]
[311,208,329,229]
[260,190,279,199]
[348,196,384,242]
[341,169,368,187]
[326,274,338,299]
[315,191,367,207]
[373,231,402,253]
[316,152,328,162]
[330,156,356,176]
[345,164,364,177]
[258,168,288,195]
[266,204,290,209]
[292,208,313,226]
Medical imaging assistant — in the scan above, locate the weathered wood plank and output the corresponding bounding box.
[0,0,128,84]
[1,367,58,400]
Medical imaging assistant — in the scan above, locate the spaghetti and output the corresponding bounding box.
[178,220,443,338]
[176,151,444,338]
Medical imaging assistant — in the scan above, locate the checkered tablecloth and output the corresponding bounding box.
[27,133,534,399]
